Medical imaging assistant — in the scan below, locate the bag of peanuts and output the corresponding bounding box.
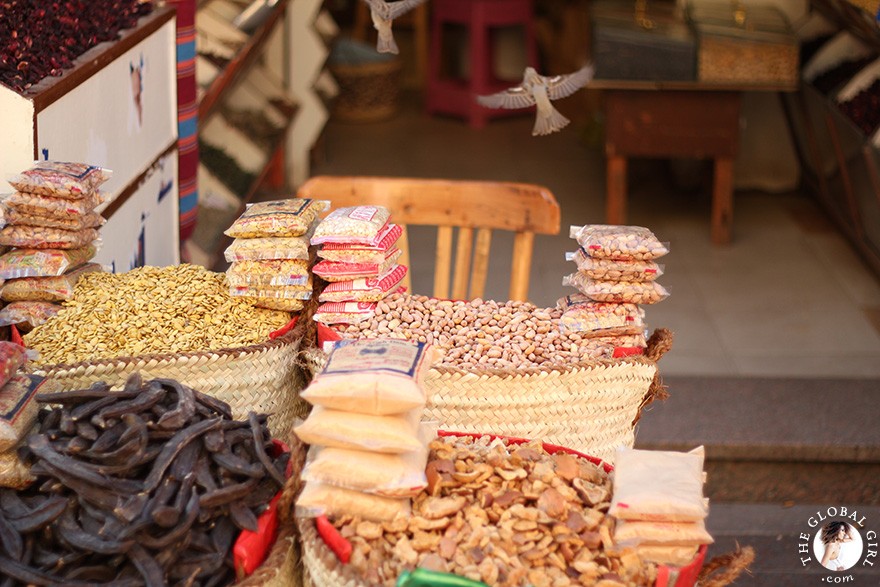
[312,248,402,282]
[8,161,111,198]
[223,236,310,262]
[4,191,104,217]
[0,374,44,452]
[0,263,103,302]
[0,225,100,250]
[303,338,436,415]
[317,223,403,264]
[0,301,63,332]
[293,407,424,454]
[4,208,104,231]
[318,265,408,303]
[225,259,311,287]
[311,206,392,247]
[563,272,669,305]
[557,296,646,335]
[224,198,329,238]
[570,225,669,261]
[313,301,378,325]
[296,481,411,522]
[566,249,663,282]
[0,244,97,279]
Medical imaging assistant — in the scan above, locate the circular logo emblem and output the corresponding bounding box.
[813,521,864,572]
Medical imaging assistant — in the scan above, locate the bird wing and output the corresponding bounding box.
[384,0,428,19]
[545,63,595,100]
[476,86,536,110]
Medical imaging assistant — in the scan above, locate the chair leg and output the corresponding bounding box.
[469,8,488,129]
[413,4,429,89]
[353,2,371,43]
[426,5,444,114]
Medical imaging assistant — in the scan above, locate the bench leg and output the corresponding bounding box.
[712,157,734,245]
[606,155,627,224]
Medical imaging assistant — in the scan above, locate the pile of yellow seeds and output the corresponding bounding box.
[24,264,292,365]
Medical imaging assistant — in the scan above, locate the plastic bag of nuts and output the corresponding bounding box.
[563,272,669,305]
[223,236,310,262]
[4,208,104,232]
[311,206,392,247]
[312,249,403,283]
[4,191,104,217]
[318,265,408,303]
[0,373,44,452]
[570,225,669,261]
[0,244,98,279]
[8,161,111,198]
[557,296,646,335]
[317,223,403,264]
[226,259,311,287]
[314,301,378,324]
[0,342,28,391]
[249,297,306,312]
[566,249,663,282]
[0,225,100,250]
[229,284,313,300]
[224,198,329,238]
[0,263,103,302]
[0,301,62,332]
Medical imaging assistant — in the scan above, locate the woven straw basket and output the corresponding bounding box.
[304,328,672,465]
[33,326,311,440]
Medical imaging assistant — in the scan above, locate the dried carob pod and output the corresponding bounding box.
[0,375,287,585]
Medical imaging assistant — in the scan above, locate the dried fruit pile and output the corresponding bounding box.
[332,435,658,587]
[0,375,287,585]
[0,1,154,92]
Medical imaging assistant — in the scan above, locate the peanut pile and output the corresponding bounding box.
[336,294,645,370]
[334,435,656,587]
[24,264,292,365]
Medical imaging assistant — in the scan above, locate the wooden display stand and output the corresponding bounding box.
[0,7,181,269]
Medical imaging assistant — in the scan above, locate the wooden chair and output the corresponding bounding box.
[297,176,561,301]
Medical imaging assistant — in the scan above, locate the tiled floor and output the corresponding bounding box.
[310,92,880,378]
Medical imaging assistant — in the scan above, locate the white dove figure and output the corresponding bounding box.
[477,64,595,136]
[363,0,428,55]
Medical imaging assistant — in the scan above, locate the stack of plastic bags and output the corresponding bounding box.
[0,161,109,333]
[310,205,408,324]
[560,225,670,357]
[0,341,46,490]
[223,198,328,312]
[294,338,437,522]
[609,447,713,567]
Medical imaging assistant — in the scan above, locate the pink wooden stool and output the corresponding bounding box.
[426,0,539,128]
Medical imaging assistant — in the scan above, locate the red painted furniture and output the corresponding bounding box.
[426,0,539,128]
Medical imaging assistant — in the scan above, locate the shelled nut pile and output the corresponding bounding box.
[335,294,645,370]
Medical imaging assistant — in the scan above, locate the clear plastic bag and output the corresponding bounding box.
[569,225,669,261]
[0,342,27,391]
[4,190,104,217]
[0,301,62,332]
[225,259,311,287]
[313,301,378,325]
[0,225,100,250]
[311,206,392,246]
[224,199,329,238]
[223,236,310,262]
[250,297,306,312]
[614,519,714,547]
[0,263,102,302]
[293,407,423,454]
[8,161,111,198]
[610,447,708,523]
[566,248,663,282]
[4,207,104,231]
[0,447,34,489]
[303,338,435,415]
[318,265,408,303]
[229,284,313,300]
[295,481,411,522]
[312,248,402,282]
[557,297,646,335]
[563,272,669,304]
[0,244,98,279]
[317,223,403,263]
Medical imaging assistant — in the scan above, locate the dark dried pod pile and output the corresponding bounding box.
[0,374,289,586]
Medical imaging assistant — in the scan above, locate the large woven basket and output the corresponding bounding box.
[296,432,726,587]
[32,324,311,440]
[304,328,672,465]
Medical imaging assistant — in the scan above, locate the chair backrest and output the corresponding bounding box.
[297,176,561,301]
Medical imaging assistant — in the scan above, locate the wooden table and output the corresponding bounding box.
[592,80,797,245]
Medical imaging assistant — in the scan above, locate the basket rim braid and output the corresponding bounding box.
[296,432,708,587]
